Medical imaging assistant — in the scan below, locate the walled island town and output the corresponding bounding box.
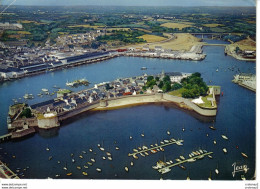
[0,3,256,183]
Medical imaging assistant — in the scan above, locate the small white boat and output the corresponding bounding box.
[55,174,60,177]
[97,144,101,147]
[221,135,228,140]
[89,148,93,152]
[102,156,106,160]
[42,88,48,92]
[138,147,142,150]
[215,169,219,174]
[82,172,88,176]
[91,158,95,163]
[82,151,87,154]
[241,152,248,158]
[63,167,67,171]
[141,133,144,137]
[167,131,170,135]
[129,136,133,140]
[108,156,112,161]
[160,141,164,145]
[106,152,111,156]
[130,162,134,166]
[77,166,81,170]
[187,158,196,162]
[125,166,129,172]
[140,153,145,157]
[100,147,105,151]
[46,147,50,151]
[199,150,203,154]
[213,140,217,145]
[133,149,138,152]
[84,165,88,169]
[144,152,149,156]
[189,154,192,158]
[96,168,102,172]
[164,140,169,143]
[115,147,120,150]
[79,155,83,159]
[223,148,227,153]
[176,158,181,162]
[72,159,75,163]
[169,160,173,164]
[133,155,139,159]
[180,156,185,160]
[208,155,213,159]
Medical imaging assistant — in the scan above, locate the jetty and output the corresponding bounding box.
[128,139,183,157]
[155,151,213,174]
[0,161,19,179]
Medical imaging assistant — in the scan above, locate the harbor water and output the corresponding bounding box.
[0,42,256,180]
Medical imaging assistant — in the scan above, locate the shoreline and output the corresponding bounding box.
[225,45,256,62]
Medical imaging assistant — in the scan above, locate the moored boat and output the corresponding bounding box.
[221,135,228,140]
[241,152,248,158]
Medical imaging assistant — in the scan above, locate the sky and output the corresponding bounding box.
[1,0,256,6]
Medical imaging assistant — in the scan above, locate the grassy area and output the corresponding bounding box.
[161,22,193,30]
[57,89,72,94]
[168,88,185,97]
[68,24,103,29]
[231,38,256,51]
[118,33,203,51]
[106,28,130,31]
[138,34,167,43]
[203,24,224,27]
[197,96,215,108]
[17,31,31,35]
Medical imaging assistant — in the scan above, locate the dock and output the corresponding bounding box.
[0,133,12,142]
[128,139,184,157]
[156,151,213,174]
[0,161,19,179]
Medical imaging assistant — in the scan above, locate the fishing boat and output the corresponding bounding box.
[209,126,216,130]
[176,141,183,146]
[66,173,72,176]
[187,158,196,162]
[241,152,248,158]
[223,148,227,153]
[208,171,212,180]
[221,135,228,140]
[159,167,171,174]
[82,172,88,176]
[106,152,111,156]
[125,166,129,172]
[42,88,48,92]
[91,158,95,163]
[96,168,102,172]
[179,165,186,170]
[150,149,157,154]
